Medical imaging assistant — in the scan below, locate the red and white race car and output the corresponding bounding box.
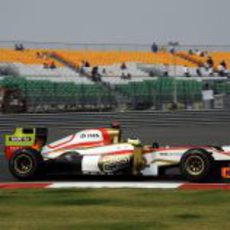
[4,123,230,182]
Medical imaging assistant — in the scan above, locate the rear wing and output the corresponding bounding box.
[4,127,48,159]
[4,128,48,147]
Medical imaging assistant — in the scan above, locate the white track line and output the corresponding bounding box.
[47,182,183,189]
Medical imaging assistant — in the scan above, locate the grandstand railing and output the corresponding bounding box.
[1,41,230,51]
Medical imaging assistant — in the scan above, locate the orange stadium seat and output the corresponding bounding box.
[176,51,230,70]
[3,48,230,73]
[176,51,206,66]
[209,52,230,69]
[53,50,196,67]
[0,48,62,66]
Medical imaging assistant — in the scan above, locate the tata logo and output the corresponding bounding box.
[9,137,32,142]
[80,133,100,139]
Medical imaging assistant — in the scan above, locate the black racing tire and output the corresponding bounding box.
[180,148,214,182]
[9,148,44,181]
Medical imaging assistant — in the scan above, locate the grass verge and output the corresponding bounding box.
[0,189,229,230]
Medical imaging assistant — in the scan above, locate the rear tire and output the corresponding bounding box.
[9,149,44,181]
[180,149,214,182]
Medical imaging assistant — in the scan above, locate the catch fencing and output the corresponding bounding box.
[1,110,230,151]
[0,110,230,132]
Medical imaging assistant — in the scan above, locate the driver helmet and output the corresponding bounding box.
[127,137,141,146]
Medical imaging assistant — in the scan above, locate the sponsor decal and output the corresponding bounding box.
[98,154,132,173]
[158,152,182,156]
[221,167,230,178]
[80,133,100,139]
[9,136,32,142]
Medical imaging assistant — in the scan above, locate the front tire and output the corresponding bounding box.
[180,149,214,182]
[9,149,44,180]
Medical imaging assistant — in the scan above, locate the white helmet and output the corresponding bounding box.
[127,137,141,146]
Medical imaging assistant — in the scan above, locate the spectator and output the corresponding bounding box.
[20,44,25,51]
[196,66,202,77]
[217,64,225,77]
[200,52,205,57]
[151,42,158,53]
[14,43,20,51]
[85,61,90,67]
[169,46,175,54]
[206,56,214,68]
[50,61,56,69]
[220,60,227,70]
[149,71,155,77]
[127,73,132,80]
[92,66,98,76]
[36,52,42,58]
[162,64,169,77]
[120,62,127,70]
[15,43,24,51]
[183,66,190,77]
[91,66,101,81]
[121,72,126,80]
[121,72,132,80]
[195,49,204,57]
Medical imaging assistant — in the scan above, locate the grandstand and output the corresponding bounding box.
[0,48,63,66]
[0,43,230,112]
[52,50,195,66]
[176,51,230,71]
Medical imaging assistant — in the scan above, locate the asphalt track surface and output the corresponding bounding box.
[1,120,230,182]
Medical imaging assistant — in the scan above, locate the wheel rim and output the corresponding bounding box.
[14,154,34,175]
[185,155,205,176]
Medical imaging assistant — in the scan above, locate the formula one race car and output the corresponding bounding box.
[3,123,230,182]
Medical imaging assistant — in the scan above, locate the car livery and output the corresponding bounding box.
[3,126,230,182]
